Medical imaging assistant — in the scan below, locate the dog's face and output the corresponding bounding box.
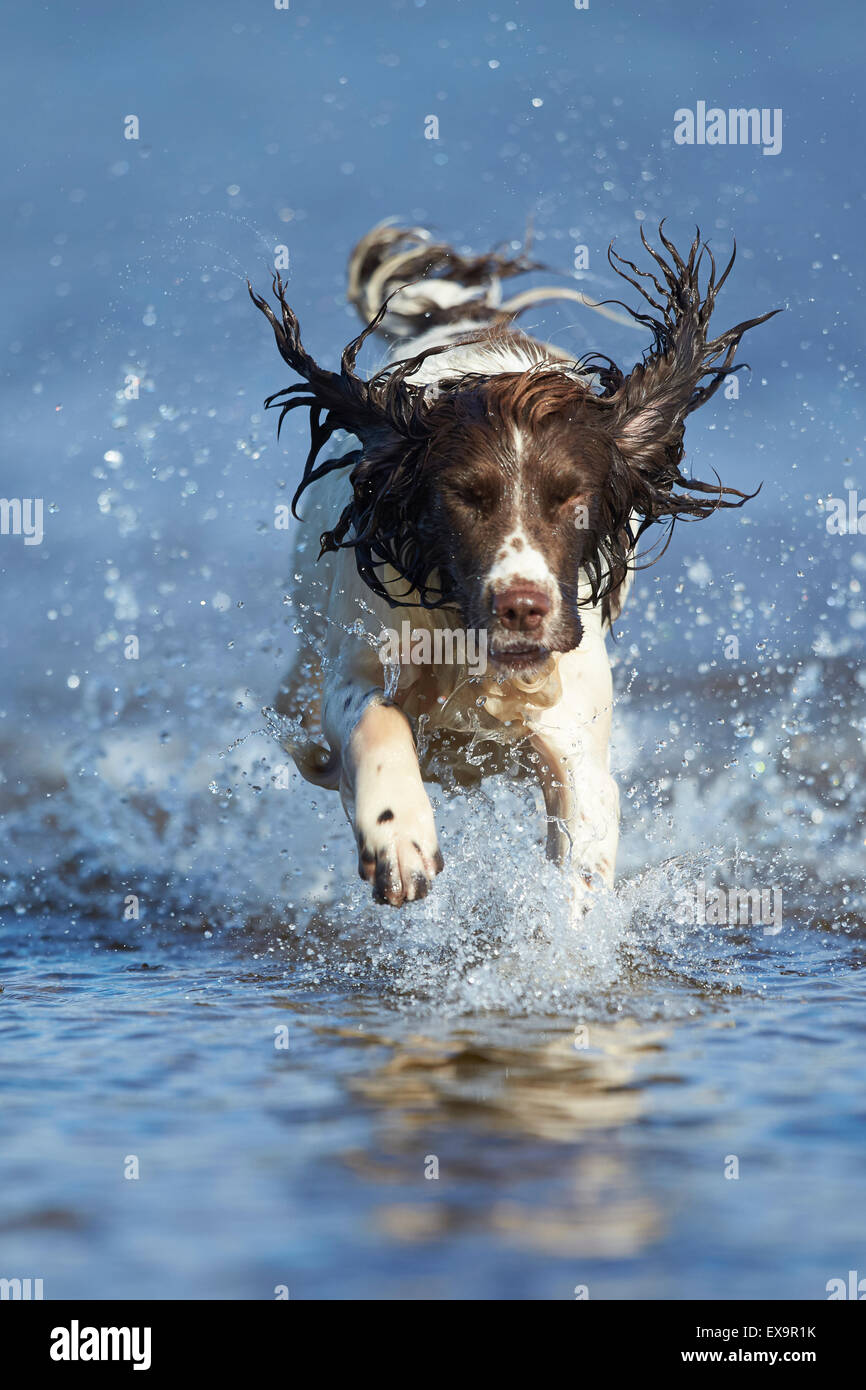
[253,224,778,661]
[422,376,618,674]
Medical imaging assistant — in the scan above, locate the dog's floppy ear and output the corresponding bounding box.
[249,274,461,606]
[248,274,460,513]
[603,224,781,520]
[248,275,409,488]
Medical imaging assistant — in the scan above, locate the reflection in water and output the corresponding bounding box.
[344,1023,656,1140]
[340,1021,665,1257]
[0,652,863,1296]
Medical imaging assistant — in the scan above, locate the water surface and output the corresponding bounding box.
[1,0,864,1300]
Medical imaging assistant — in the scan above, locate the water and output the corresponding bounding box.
[1,0,864,1300]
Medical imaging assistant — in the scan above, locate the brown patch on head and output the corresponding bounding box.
[255,229,777,619]
[421,369,621,649]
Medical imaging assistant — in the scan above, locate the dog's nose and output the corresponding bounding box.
[491,585,551,632]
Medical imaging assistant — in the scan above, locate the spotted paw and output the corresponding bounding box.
[356,804,443,907]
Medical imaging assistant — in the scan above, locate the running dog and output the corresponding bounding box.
[249,221,777,912]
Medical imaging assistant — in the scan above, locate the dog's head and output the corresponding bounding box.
[251,226,779,675]
[414,372,620,671]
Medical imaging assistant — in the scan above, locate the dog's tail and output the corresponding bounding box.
[347,219,639,340]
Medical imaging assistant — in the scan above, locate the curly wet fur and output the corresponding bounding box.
[249,223,779,613]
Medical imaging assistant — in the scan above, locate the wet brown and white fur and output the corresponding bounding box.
[250,221,778,915]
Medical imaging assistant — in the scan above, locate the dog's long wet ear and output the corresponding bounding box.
[248,274,451,603]
[248,274,392,443]
[604,224,781,517]
[248,274,418,519]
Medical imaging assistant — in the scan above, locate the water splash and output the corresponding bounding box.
[2,632,861,1023]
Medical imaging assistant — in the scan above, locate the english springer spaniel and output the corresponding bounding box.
[250,221,777,914]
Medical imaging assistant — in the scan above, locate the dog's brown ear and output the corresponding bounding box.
[249,274,427,518]
[249,273,461,604]
[604,224,780,516]
[248,274,398,443]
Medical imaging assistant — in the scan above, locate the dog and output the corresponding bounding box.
[249,221,778,914]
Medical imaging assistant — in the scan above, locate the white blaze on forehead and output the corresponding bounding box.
[484,435,557,599]
[485,526,556,596]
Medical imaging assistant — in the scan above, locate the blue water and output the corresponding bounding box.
[0,0,864,1299]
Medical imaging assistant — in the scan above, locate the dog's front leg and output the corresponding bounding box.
[533,742,620,911]
[527,638,619,915]
[323,673,443,907]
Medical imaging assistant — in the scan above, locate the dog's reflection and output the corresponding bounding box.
[332,1019,668,1257]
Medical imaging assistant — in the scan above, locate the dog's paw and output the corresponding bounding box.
[356,801,444,907]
